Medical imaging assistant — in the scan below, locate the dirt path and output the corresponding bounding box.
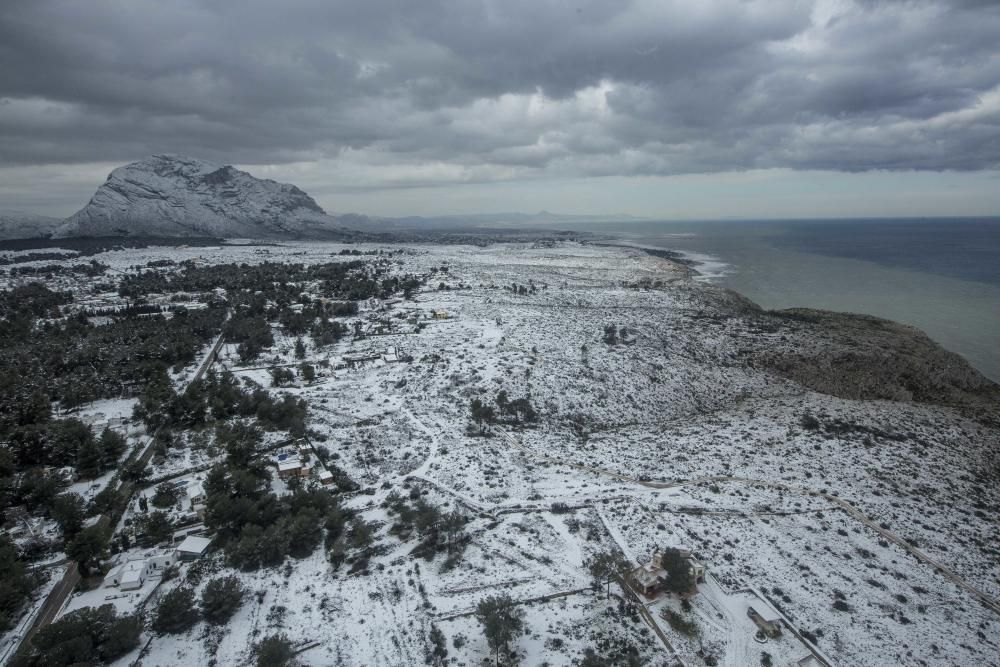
[492,426,1000,618]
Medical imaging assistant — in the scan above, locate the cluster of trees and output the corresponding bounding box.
[385,490,467,565]
[602,324,631,345]
[227,313,274,363]
[200,424,355,571]
[469,390,538,433]
[661,606,699,637]
[580,647,643,667]
[117,259,410,305]
[136,370,308,437]
[337,248,389,256]
[3,417,126,478]
[136,509,174,545]
[1,429,124,564]
[0,255,105,274]
[269,361,317,386]
[0,282,71,319]
[15,604,142,666]
[0,282,225,414]
[0,535,37,631]
[495,391,537,423]
[506,282,536,296]
[151,575,247,634]
[115,259,427,365]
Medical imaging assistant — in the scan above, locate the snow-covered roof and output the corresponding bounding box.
[104,563,124,583]
[749,604,782,623]
[319,469,334,480]
[176,535,212,555]
[632,563,662,587]
[120,560,146,584]
[278,459,303,471]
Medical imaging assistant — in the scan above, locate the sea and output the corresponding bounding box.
[567,218,1000,383]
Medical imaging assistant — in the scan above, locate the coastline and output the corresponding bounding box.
[594,226,1000,384]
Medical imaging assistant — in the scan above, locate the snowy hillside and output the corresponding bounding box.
[0,210,62,240]
[55,154,351,239]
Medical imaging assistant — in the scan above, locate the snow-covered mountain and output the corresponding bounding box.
[0,211,62,240]
[55,155,353,239]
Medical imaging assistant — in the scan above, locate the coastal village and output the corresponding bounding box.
[1,240,997,667]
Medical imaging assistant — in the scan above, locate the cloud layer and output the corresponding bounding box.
[1,0,999,189]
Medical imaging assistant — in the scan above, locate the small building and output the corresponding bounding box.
[103,563,126,588]
[432,309,449,320]
[631,562,663,596]
[186,481,206,512]
[276,458,310,479]
[175,535,212,561]
[382,346,400,363]
[145,549,177,572]
[630,549,707,597]
[687,556,706,584]
[119,561,148,590]
[318,469,335,486]
[343,353,380,369]
[105,560,150,591]
[747,605,783,638]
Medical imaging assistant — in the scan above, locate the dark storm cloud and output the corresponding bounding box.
[1,0,998,179]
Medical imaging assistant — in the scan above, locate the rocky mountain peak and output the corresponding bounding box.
[55,154,338,238]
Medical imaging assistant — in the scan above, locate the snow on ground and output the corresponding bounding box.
[20,240,1000,666]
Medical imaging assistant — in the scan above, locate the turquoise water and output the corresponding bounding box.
[568,219,1000,382]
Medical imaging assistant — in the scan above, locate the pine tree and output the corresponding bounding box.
[75,437,104,479]
[659,547,694,594]
[200,575,246,625]
[152,587,199,634]
[99,427,127,468]
[254,634,295,667]
[51,493,85,540]
[475,594,524,665]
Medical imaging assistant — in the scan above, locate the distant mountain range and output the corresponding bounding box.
[0,155,642,241]
[0,211,63,239]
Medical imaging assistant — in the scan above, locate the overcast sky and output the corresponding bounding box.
[1,0,999,219]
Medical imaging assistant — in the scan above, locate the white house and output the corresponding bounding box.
[103,549,177,590]
[104,560,149,591]
[119,561,148,590]
[145,549,177,572]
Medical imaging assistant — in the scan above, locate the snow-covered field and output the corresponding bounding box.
[9,240,999,666]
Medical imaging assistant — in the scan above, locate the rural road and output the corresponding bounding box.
[8,325,229,664]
